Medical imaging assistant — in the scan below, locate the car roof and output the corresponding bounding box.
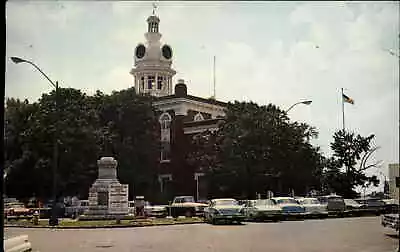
[272,197,295,200]
[212,198,237,201]
[319,194,342,198]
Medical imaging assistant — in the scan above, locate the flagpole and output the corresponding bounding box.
[213,55,216,99]
[341,88,345,131]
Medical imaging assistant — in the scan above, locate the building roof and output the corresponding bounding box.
[184,118,224,127]
[155,94,227,107]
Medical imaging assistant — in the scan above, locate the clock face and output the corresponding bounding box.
[135,44,146,59]
[162,45,172,60]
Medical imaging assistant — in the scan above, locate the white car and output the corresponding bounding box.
[296,197,328,218]
[271,197,306,218]
[243,199,282,221]
[144,202,168,217]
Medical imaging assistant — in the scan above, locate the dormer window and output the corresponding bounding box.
[194,112,204,121]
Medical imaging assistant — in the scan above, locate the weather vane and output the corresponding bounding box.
[152,2,158,15]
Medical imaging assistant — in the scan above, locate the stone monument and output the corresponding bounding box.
[85,157,129,218]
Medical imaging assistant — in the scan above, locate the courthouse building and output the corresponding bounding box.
[130,13,226,200]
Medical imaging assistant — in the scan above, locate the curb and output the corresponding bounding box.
[4,221,205,229]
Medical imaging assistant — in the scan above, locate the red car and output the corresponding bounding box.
[5,202,33,217]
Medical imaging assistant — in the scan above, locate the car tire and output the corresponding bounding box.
[211,218,217,225]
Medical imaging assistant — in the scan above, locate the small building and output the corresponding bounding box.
[130,12,226,201]
[388,163,399,202]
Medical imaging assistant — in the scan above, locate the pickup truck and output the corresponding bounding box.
[166,196,208,218]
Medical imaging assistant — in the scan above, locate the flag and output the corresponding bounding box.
[342,93,354,104]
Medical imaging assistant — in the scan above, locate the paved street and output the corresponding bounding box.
[5,217,399,252]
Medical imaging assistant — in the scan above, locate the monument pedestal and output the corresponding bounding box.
[85,157,129,218]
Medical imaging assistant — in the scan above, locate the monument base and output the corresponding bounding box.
[84,157,129,219]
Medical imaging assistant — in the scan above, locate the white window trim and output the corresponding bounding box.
[159,112,172,124]
[158,174,173,193]
[194,172,205,180]
[194,112,204,121]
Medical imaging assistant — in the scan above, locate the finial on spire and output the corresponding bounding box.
[152,3,158,15]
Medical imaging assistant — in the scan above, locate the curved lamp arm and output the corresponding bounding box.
[285,100,312,113]
[10,57,57,88]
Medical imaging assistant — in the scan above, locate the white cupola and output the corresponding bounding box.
[130,9,176,97]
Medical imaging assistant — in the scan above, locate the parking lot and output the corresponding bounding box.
[5,216,399,252]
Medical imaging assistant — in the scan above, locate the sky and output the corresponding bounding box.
[5,1,399,192]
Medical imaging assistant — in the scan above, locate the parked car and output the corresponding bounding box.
[381,198,399,214]
[354,197,385,216]
[4,197,18,204]
[243,199,282,221]
[144,202,168,218]
[344,199,366,216]
[204,198,245,224]
[381,213,399,232]
[296,197,328,218]
[270,197,305,218]
[5,202,33,217]
[317,194,346,215]
[166,196,208,217]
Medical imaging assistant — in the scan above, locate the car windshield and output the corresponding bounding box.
[255,199,275,206]
[344,199,359,205]
[214,199,238,206]
[179,197,194,203]
[300,199,320,205]
[276,198,298,204]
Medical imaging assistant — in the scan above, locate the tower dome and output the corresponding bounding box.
[130,8,176,98]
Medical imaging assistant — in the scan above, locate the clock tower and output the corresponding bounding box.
[130,11,176,97]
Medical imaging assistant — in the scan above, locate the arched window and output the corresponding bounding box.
[159,112,172,162]
[159,112,172,129]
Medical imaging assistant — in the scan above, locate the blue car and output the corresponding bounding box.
[271,197,306,218]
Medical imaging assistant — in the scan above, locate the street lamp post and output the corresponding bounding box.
[285,100,312,113]
[194,173,204,201]
[10,57,60,226]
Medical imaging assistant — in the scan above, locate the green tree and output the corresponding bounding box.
[323,130,381,198]
[5,87,160,202]
[187,101,324,199]
[5,89,100,200]
[93,88,160,200]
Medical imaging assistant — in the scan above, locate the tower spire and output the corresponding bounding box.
[147,3,160,33]
[152,3,158,15]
